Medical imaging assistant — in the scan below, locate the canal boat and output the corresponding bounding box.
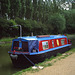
[8,35,71,67]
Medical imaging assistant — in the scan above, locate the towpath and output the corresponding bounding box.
[22,53,75,75]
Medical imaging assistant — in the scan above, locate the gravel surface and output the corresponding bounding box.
[22,53,75,75]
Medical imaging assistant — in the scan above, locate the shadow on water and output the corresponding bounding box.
[0,63,22,75]
[0,61,32,75]
[0,37,75,75]
[0,44,23,75]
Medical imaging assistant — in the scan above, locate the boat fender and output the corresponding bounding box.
[31,48,38,53]
[10,54,18,59]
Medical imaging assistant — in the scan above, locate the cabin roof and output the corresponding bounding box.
[17,35,67,41]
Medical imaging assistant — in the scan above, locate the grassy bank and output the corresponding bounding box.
[0,37,15,42]
[13,48,75,75]
[0,37,15,47]
[67,34,75,39]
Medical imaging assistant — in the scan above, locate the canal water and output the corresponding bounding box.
[0,44,22,75]
[0,37,75,75]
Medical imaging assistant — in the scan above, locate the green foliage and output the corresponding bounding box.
[57,53,62,56]
[0,18,10,38]
[48,13,66,34]
[10,19,17,25]
[0,0,75,37]
[15,18,48,36]
[25,0,32,19]
[0,37,14,42]
[49,56,55,61]
[63,10,75,34]
[0,18,19,38]
[20,0,26,18]
[15,18,32,35]
[0,18,9,27]
[72,3,75,9]
[9,0,22,19]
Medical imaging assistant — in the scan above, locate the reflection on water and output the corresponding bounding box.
[0,44,22,75]
[0,63,21,75]
[0,38,75,75]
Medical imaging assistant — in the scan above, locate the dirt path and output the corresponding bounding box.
[22,53,75,75]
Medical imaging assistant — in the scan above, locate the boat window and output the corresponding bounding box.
[42,41,49,50]
[22,41,28,52]
[61,39,65,45]
[13,41,19,49]
[52,40,54,47]
[56,39,59,46]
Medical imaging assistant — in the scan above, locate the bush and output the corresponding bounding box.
[15,18,48,36]
[63,10,75,34]
[0,18,10,38]
[10,19,17,25]
[15,18,32,36]
[30,20,48,35]
[47,13,66,34]
[0,18,19,38]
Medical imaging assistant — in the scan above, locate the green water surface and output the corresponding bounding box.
[0,44,22,75]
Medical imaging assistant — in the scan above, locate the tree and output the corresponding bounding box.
[72,2,75,9]
[48,13,66,34]
[0,18,10,37]
[0,0,10,18]
[32,0,38,20]
[63,10,75,33]
[25,0,33,19]
[9,0,21,19]
[19,0,26,19]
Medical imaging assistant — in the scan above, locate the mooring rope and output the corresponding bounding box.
[23,54,37,67]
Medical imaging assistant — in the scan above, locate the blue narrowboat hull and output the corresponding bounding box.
[9,45,71,68]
